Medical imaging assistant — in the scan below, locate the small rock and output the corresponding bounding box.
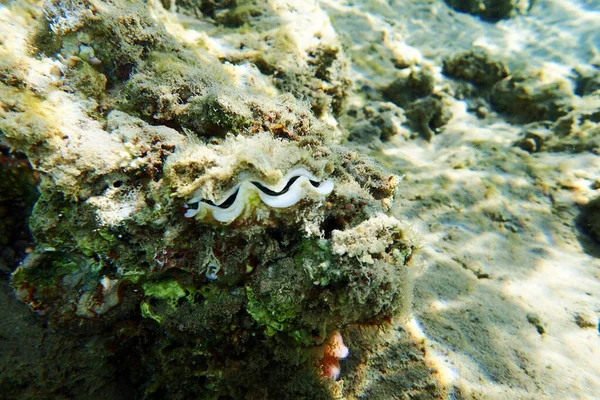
[574,67,600,96]
[491,72,572,123]
[574,312,596,329]
[443,50,509,87]
[526,313,545,335]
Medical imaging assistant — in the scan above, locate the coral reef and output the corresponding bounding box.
[172,0,352,119]
[0,1,418,398]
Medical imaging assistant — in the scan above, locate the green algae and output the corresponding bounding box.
[246,286,302,338]
[142,279,186,301]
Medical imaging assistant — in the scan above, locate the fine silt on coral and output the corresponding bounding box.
[0,1,420,399]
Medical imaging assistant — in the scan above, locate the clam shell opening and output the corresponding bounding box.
[184,168,334,223]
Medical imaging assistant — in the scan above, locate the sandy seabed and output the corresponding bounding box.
[323,0,600,398]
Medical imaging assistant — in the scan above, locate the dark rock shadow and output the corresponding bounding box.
[575,197,600,258]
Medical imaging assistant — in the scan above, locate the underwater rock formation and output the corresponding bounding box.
[344,101,408,143]
[490,70,573,123]
[442,50,509,88]
[0,1,419,398]
[382,68,452,141]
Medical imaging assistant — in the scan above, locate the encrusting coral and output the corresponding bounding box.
[0,1,420,398]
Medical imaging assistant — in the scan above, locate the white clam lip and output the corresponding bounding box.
[184,168,334,223]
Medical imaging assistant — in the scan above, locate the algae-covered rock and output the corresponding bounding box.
[382,68,452,140]
[0,1,419,398]
[444,0,531,22]
[183,0,353,118]
[382,68,436,108]
[490,70,573,123]
[443,50,509,87]
[514,109,600,154]
[574,67,600,97]
[344,101,408,143]
[404,95,452,141]
[510,68,600,153]
[38,0,176,81]
[175,0,263,27]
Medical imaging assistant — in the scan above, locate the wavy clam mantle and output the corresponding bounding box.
[184,167,335,222]
[0,1,419,399]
